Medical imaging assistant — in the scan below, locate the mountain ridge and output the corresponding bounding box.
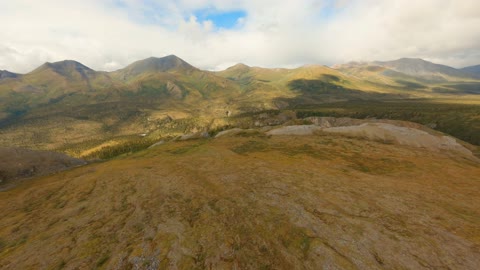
[113,55,197,80]
[461,64,480,78]
[1,56,479,79]
[0,55,479,152]
[0,70,19,80]
[373,58,470,79]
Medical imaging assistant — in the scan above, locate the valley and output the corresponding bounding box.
[0,56,479,158]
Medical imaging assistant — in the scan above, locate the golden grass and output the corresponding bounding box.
[0,133,479,269]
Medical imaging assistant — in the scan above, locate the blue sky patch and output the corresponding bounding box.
[318,0,347,21]
[194,9,247,29]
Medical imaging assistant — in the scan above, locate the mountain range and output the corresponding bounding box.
[2,56,479,80]
[0,55,479,152]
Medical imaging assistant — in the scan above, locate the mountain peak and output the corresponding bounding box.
[373,58,468,78]
[226,63,250,70]
[32,60,93,75]
[0,70,19,80]
[119,55,196,77]
[375,57,431,65]
[397,57,427,62]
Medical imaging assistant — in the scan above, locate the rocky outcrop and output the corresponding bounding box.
[261,117,475,157]
[323,123,472,156]
[266,125,322,136]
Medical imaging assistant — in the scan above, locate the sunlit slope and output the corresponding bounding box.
[217,62,400,93]
[0,56,242,122]
[216,63,415,110]
[0,133,479,269]
[0,56,479,153]
[0,56,244,150]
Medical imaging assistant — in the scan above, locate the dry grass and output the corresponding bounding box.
[0,134,479,269]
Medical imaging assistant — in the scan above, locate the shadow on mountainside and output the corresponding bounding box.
[278,76,404,107]
[0,147,86,191]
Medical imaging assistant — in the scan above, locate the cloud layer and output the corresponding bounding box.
[1,0,479,73]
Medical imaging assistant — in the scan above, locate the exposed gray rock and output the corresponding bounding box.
[266,125,323,136]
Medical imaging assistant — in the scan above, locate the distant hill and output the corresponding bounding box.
[31,60,94,76]
[113,55,197,80]
[373,58,471,80]
[333,58,480,98]
[461,65,480,78]
[0,55,244,150]
[27,60,114,89]
[0,70,19,80]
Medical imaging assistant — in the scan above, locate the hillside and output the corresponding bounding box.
[0,56,479,157]
[0,71,18,80]
[461,65,480,78]
[334,59,480,97]
[373,58,471,80]
[0,56,244,151]
[112,55,197,80]
[0,147,86,190]
[0,124,479,269]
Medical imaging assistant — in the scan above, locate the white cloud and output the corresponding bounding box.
[0,0,479,73]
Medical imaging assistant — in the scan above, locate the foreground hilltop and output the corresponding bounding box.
[0,120,479,269]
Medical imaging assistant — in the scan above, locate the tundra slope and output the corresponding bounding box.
[0,120,479,269]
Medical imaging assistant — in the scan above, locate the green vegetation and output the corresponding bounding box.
[446,83,480,93]
[82,137,158,160]
[286,79,397,103]
[395,80,427,90]
[1,55,479,158]
[288,79,351,94]
[231,140,269,154]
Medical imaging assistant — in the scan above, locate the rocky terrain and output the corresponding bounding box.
[264,117,476,158]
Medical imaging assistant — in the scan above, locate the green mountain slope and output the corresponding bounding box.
[0,56,244,151]
[112,55,197,80]
[0,56,479,154]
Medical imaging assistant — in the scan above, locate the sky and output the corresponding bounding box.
[0,0,479,73]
